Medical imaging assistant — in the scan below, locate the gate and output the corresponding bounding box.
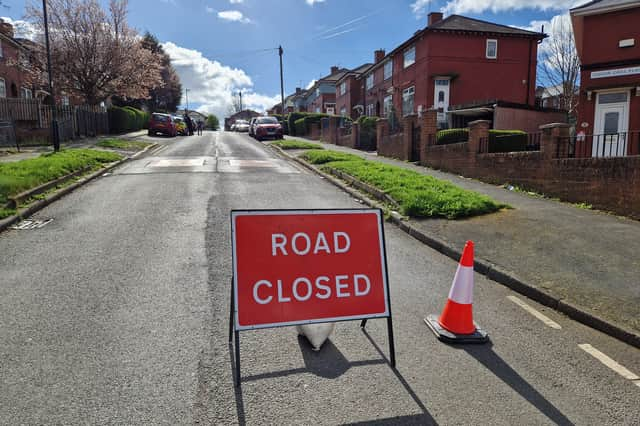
[411,122,421,162]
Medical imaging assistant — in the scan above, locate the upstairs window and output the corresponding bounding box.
[384,60,393,80]
[21,87,32,99]
[486,39,497,59]
[404,46,415,68]
[339,81,346,96]
[366,74,374,90]
[0,78,5,98]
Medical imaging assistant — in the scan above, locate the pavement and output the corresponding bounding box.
[0,130,149,163]
[284,135,640,342]
[1,130,639,424]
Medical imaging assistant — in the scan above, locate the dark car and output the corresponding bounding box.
[148,113,177,137]
[253,116,283,141]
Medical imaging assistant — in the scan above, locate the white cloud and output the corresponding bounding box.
[162,41,278,118]
[439,0,579,15]
[306,79,317,89]
[1,16,39,41]
[217,10,251,23]
[306,0,326,5]
[410,0,432,18]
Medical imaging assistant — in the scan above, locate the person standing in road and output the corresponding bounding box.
[197,120,203,136]
[184,114,194,136]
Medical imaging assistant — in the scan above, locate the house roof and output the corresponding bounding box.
[571,0,640,15]
[336,62,373,84]
[317,68,350,83]
[364,14,545,74]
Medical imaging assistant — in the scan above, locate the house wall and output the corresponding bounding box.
[493,106,567,132]
[364,63,393,117]
[0,37,28,99]
[575,7,640,135]
[336,75,365,119]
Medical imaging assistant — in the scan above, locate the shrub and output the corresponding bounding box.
[436,128,469,145]
[487,130,528,153]
[294,118,306,136]
[108,106,148,134]
[301,150,364,164]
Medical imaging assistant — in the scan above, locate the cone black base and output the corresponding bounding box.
[424,315,489,344]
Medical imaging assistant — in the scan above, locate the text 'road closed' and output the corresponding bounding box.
[232,210,390,329]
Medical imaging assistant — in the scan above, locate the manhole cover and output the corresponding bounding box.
[10,218,54,230]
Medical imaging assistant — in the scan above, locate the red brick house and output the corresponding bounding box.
[335,62,372,119]
[571,0,640,157]
[306,66,348,115]
[362,13,546,129]
[0,20,33,100]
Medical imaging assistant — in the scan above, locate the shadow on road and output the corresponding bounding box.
[460,342,575,426]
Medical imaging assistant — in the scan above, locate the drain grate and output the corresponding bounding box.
[11,218,54,230]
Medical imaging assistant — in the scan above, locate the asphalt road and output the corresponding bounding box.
[1,131,639,425]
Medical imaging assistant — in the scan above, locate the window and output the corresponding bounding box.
[21,87,32,99]
[598,92,628,104]
[383,95,393,117]
[0,78,5,98]
[404,46,415,68]
[339,82,346,96]
[366,74,374,90]
[62,96,70,106]
[402,86,415,116]
[384,60,393,80]
[603,112,619,134]
[0,41,3,58]
[366,104,375,117]
[486,39,497,59]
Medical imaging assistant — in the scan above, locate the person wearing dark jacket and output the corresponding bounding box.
[184,114,194,136]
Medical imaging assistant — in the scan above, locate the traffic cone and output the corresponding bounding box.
[424,241,489,343]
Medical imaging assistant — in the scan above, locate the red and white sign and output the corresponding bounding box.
[231,209,390,330]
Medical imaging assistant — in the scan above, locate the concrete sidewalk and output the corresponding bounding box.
[0,130,148,163]
[285,136,640,344]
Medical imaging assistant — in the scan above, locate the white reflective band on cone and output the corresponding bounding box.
[448,266,474,304]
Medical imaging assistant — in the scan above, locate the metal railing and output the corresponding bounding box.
[0,98,41,122]
[0,120,18,150]
[479,132,541,154]
[556,131,639,158]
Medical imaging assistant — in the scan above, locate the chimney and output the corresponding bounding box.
[428,12,443,26]
[296,87,302,94]
[331,66,340,75]
[374,49,385,64]
[0,20,15,39]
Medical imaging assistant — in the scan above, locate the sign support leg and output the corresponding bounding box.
[234,330,241,387]
[229,277,234,344]
[387,316,396,368]
[360,319,368,328]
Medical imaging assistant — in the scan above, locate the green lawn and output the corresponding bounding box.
[96,139,152,151]
[271,140,324,150]
[302,150,506,219]
[0,149,122,211]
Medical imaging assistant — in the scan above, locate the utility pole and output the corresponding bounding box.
[239,91,243,111]
[279,46,285,116]
[185,88,190,112]
[43,0,59,152]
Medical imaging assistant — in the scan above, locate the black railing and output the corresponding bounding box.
[0,120,18,150]
[479,132,541,154]
[556,132,640,158]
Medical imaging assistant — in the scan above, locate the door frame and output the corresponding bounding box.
[593,89,630,157]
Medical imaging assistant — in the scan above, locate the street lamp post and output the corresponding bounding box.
[185,88,190,113]
[42,0,60,151]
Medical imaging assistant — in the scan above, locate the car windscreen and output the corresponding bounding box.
[152,114,169,122]
[236,120,248,124]
[256,117,278,124]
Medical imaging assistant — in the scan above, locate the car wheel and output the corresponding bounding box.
[148,130,153,136]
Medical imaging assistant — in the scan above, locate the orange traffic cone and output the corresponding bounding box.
[424,241,489,343]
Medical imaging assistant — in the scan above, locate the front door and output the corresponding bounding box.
[434,78,450,127]
[593,92,629,157]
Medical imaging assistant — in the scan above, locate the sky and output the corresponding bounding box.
[2,0,585,119]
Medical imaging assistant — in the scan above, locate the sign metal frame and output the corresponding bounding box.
[228,208,396,387]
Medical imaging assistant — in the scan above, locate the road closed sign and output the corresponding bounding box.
[231,209,390,330]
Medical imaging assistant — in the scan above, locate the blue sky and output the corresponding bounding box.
[2,0,582,118]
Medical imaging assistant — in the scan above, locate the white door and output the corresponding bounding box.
[593,92,629,157]
[434,79,450,124]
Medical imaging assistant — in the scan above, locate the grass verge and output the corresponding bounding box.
[96,139,152,151]
[271,140,324,150]
[302,149,506,219]
[0,149,122,209]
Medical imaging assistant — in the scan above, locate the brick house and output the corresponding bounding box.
[361,13,546,129]
[335,62,372,119]
[306,66,348,115]
[571,0,640,156]
[0,20,33,100]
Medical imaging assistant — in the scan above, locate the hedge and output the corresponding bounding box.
[294,118,307,136]
[487,130,528,153]
[436,128,469,145]
[108,106,149,134]
[287,112,332,136]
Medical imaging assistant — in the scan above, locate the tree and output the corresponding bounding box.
[26,0,162,105]
[537,15,580,118]
[140,32,182,112]
[206,114,219,130]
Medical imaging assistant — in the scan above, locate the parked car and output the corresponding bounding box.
[248,117,258,137]
[234,119,250,132]
[148,113,177,137]
[173,116,187,136]
[253,116,283,141]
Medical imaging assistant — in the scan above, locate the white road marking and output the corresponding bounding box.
[507,295,562,329]
[579,343,640,387]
